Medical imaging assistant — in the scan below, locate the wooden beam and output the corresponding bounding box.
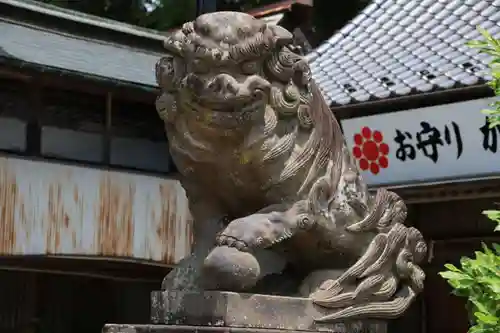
[0,67,32,81]
[1,64,158,104]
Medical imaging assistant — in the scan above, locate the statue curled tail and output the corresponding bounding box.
[310,186,427,321]
[294,77,427,322]
[303,82,428,321]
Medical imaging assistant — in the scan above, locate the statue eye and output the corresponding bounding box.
[241,61,259,74]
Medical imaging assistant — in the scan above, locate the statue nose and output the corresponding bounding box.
[207,74,239,96]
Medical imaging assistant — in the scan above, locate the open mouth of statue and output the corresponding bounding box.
[182,73,270,113]
[188,94,266,114]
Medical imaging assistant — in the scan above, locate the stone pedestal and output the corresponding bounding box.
[103,324,385,333]
[103,291,387,333]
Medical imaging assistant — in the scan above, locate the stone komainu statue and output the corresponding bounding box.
[155,11,427,322]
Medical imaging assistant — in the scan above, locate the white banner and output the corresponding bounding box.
[341,97,500,186]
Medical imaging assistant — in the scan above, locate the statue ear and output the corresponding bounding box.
[268,25,294,47]
[163,29,188,56]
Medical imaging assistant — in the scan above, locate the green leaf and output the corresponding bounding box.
[474,250,490,262]
[468,327,482,333]
[444,263,462,272]
[489,120,500,129]
[478,25,500,47]
[452,288,470,298]
[493,243,500,255]
[482,109,499,115]
[481,243,493,255]
[439,271,466,280]
[475,312,498,325]
[483,210,500,221]
[439,271,475,289]
[481,278,500,294]
[461,256,473,268]
[471,299,491,315]
[467,40,489,48]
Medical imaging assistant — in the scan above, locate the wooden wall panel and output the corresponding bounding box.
[412,197,500,239]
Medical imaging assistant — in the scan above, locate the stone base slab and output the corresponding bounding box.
[150,291,386,333]
[103,324,385,333]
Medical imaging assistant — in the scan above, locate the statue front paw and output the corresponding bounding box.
[202,212,289,291]
[215,212,290,251]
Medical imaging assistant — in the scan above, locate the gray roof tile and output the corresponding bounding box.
[308,0,500,107]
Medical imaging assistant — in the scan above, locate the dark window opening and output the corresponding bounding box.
[110,100,170,173]
[39,88,106,163]
[0,76,173,175]
[40,88,105,132]
[0,78,30,153]
[111,100,165,142]
[0,78,31,121]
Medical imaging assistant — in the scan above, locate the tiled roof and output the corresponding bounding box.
[0,20,162,87]
[307,0,500,107]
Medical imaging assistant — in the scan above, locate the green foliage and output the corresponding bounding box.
[36,0,276,31]
[138,0,197,31]
[36,0,372,40]
[466,26,500,128]
[439,27,500,333]
[483,210,500,232]
[438,240,500,333]
[37,0,197,30]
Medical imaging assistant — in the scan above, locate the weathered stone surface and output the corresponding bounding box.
[150,291,386,333]
[104,323,385,333]
[102,323,387,333]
